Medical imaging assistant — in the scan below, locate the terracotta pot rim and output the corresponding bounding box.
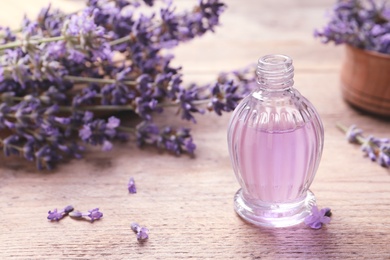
[346,44,390,60]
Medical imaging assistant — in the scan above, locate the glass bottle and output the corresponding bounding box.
[227,54,324,227]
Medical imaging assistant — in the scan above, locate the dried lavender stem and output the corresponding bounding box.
[58,99,211,113]
[64,75,136,86]
[58,105,135,112]
[109,35,131,46]
[0,28,22,38]
[0,36,65,50]
[116,126,136,133]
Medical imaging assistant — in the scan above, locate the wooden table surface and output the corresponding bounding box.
[1,0,390,259]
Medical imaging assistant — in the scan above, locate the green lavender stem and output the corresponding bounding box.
[0,36,65,50]
[109,35,131,46]
[63,75,137,86]
[0,33,132,51]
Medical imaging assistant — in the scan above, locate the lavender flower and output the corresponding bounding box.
[131,222,149,242]
[0,26,16,44]
[128,177,137,193]
[47,205,74,221]
[131,222,141,233]
[137,227,149,241]
[378,145,390,167]
[63,9,111,61]
[78,116,120,151]
[338,123,390,168]
[304,206,331,229]
[361,136,380,161]
[69,208,103,222]
[208,80,242,116]
[157,127,196,155]
[345,124,363,143]
[36,4,66,37]
[35,144,63,170]
[177,87,205,123]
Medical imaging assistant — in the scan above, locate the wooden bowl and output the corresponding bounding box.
[340,45,390,118]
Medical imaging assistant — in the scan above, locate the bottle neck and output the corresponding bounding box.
[256,54,294,91]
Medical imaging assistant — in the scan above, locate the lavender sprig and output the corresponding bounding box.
[69,208,103,222]
[47,205,74,221]
[337,123,390,168]
[128,177,137,194]
[0,0,257,170]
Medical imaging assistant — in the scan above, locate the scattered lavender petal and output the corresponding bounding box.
[304,206,331,229]
[137,227,149,242]
[128,177,137,194]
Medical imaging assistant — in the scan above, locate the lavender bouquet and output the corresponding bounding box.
[314,0,390,54]
[0,0,256,170]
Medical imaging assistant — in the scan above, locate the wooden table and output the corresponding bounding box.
[1,0,390,259]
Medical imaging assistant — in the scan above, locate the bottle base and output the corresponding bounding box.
[234,189,316,228]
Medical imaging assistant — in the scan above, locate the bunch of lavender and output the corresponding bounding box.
[314,0,390,54]
[338,124,390,168]
[0,0,257,170]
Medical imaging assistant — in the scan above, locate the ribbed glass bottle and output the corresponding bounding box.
[227,54,324,227]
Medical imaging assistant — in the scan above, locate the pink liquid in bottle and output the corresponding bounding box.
[231,119,320,203]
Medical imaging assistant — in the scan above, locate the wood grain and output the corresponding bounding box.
[0,0,390,259]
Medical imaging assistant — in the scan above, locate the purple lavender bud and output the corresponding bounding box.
[83,111,94,123]
[22,141,35,161]
[47,205,74,221]
[106,116,120,129]
[3,135,20,157]
[79,125,92,141]
[47,209,63,221]
[131,222,140,233]
[64,205,74,214]
[137,227,149,242]
[128,177,137,194]
[86,208,103,222]
[378,145,390,168]
[304,206,331,229]
[345,125,363,143]
[184,138,196,154]
[208,80,242,116]
[361,136,379,161]
[102,140,113,151]
[69,211,83,218]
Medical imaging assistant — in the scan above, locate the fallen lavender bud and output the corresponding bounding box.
[137,227,149,242]
[128,177,137,194]
[304,206,331,229]
[131,222,149,242]
[337,124,390,168]
[69,208,103,222]
[131,222,141,233]
[47,205,74,221]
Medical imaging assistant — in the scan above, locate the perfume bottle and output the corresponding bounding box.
[227,54,324,227]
